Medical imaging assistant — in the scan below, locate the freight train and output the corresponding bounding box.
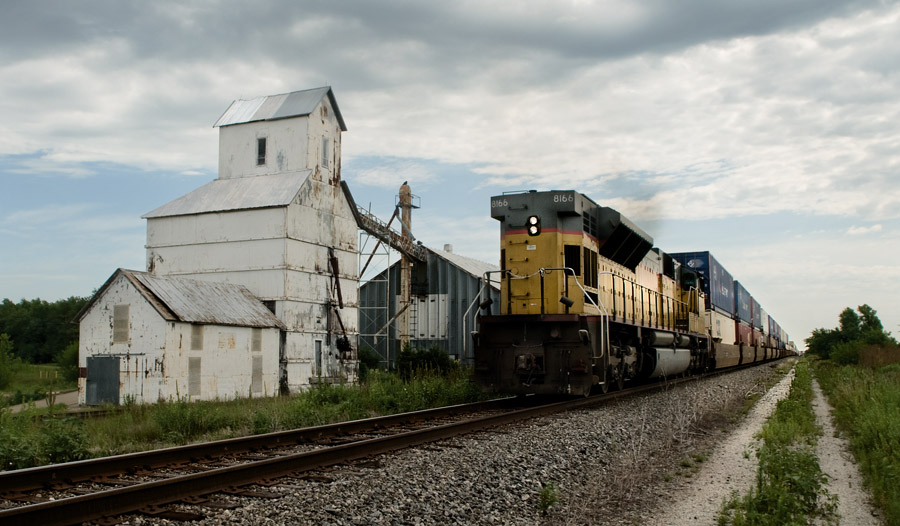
[472,190,796,396]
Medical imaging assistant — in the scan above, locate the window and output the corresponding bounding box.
[189,357,201,397]
[252,328,262,353]
[257,137,267,166]
[315,340,323,376]
[251,355,263,393]
[321,137,329,168]
[262,300,276,314]
[564,245,581,276]
[583,248,598,288]
[113,305,129,343]
[191,325,204,350]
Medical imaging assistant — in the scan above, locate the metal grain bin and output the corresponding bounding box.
[670,251,734,316]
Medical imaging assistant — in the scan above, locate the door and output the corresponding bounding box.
[85,356,120,405]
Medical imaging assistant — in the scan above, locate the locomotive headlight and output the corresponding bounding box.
[526,215,541,236]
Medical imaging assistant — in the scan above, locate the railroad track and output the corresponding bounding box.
[0,363,780,526]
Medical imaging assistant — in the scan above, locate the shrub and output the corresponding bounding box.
[357,346,382,382]
[831,341,860,366]
[858,344,900,368]
[396,344,457,379]
[0,334,18,390]
[56,341,80,382]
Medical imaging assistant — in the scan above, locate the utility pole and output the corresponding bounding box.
[397,181,413,349]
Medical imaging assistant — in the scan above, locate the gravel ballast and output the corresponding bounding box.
[119,364,787,525]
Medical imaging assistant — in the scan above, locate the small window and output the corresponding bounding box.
[321,137,329,168]
[189,357,201,397]
[257,137,267,166]
[262,300,276,314]
[564,245,581,277]
[252,328,262,353]
[315,340,323,376]
[191,325,204,351]
[113,304,129,343]
[251,355,263,393]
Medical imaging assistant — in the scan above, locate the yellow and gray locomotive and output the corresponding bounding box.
[473,189,796,396]
[473,190,712,396]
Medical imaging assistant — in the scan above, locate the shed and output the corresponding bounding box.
[75,269,284,405]
[358,247,500,366]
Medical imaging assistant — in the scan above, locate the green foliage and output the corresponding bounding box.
[0,409,90,469]
[805,304,896,361]
[0,333,18,390]
[0,296,88,363]
[830,341,860,365]
[357,346,382,382]
[56,341,80,382]
[814,361,900,524]
[396,344,458,380]
[1,369,490,468]
[539,482,558,513]
[720,359,837,525]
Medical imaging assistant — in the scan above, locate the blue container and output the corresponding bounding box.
[733,281,752,324]
[751,298,762,330]
[670,251,734,316]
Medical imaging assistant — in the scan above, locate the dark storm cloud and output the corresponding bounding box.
[1,0,888,88]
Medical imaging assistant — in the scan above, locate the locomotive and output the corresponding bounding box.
[472,190,795,396]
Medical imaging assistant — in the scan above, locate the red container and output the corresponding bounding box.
[735,320,753,346]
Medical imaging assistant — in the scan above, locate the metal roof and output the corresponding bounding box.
[429,247,500,291]
[129,271,284,328]
[213,86,347,131]
[142,171,310,219]
[75,269,285,329]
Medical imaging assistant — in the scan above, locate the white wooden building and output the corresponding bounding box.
[142,87,359,393]
[75,269,284,405]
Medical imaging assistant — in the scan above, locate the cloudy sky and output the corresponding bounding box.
[2,0,899,347]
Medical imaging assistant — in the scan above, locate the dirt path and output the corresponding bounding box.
[640,369,793,525]
[811,378,882,525]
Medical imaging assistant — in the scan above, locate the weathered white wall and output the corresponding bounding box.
[165,323,280,401]
[217,96,342,183]
[218,118,309,179]
[146,208,286,247]
[78,273,168,404]
[78,274,280,404]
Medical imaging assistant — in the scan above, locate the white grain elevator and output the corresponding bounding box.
[143,87,359,393]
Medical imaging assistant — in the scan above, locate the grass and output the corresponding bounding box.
[539,482,558,513]
[0,363,76,407]
[0,368,489,470]
[814,358,900,525]
[719,358,837,525]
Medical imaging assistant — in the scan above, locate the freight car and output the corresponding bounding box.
[472,190,794,396]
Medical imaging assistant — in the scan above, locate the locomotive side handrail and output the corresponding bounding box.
[595,271,694,332]
[480,268,610,359]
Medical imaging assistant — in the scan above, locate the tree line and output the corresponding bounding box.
[0,296,89,364]
[805,304,898,364]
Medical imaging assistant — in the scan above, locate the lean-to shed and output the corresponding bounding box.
[76,269,284,405]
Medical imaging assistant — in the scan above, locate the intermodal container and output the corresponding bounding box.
[751,298,762,329]
[733,281,751,324]
[670,251,734,316]
[735,320,753,346]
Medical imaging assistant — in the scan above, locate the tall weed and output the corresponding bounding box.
[815,361,900,524]
[720,359,836,525]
